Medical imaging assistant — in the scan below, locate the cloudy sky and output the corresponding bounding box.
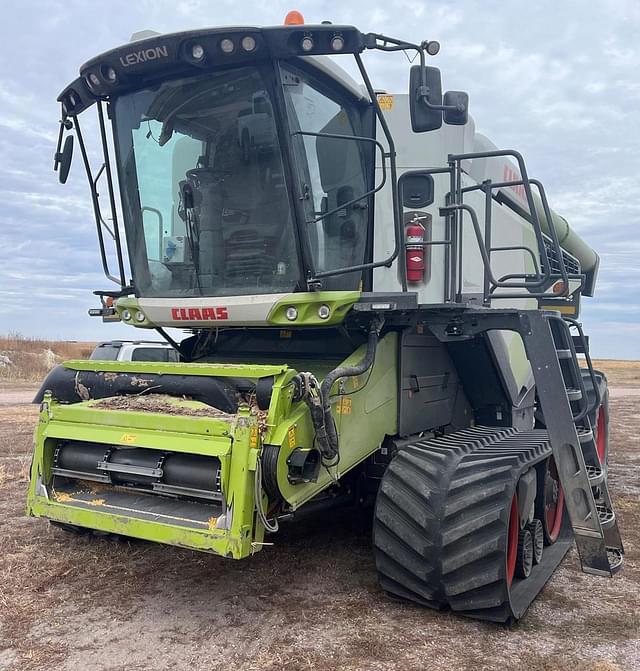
[1,0,638,358]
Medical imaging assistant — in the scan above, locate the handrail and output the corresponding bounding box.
[546,313,590,423]
[419,148,575,304]
[565,317,602,415]
[73,116,121,285]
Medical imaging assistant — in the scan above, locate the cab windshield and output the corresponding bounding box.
[114,66,300,297]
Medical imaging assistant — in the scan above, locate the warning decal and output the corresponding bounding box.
[377,95,394,111]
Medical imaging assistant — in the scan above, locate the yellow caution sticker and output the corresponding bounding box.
[336,397,352,415]
[54,492,73,503]
[377,95,394,111]
[250,426,259,448]
[288,426,297,449]
[120,433,137,444]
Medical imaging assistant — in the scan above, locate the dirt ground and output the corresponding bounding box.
[0,363,638,671]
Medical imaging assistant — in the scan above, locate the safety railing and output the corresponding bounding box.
[409,149,586,306]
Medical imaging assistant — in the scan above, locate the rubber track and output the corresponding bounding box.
[373,427,572,622]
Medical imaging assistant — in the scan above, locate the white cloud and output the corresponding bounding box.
[0,1,638,357]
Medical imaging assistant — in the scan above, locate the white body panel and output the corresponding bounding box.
[91,341,178,362]
[138,293,290,327]
[371,93,537,398]
[372,92,537,310]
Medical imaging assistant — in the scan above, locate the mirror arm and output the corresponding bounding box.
[416,55,465,114]
[413,47,467,117]
[363,32,423,54]
[419,95,467,115]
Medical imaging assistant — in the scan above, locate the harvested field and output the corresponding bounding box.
[592,360,640,388]
[0,334,94,383]
[0,362,638,671]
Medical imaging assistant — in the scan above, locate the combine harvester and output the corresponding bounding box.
[28,13,623,621]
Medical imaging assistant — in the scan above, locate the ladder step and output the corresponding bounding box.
[525,311,622,578]
[566,388,582,402]
[586,464,604,486]
[597,503,616,529]
[577,427,594,443]
[607,548,624,574]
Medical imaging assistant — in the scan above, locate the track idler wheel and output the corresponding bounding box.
[537,457,565,545]
[506,495,519,587]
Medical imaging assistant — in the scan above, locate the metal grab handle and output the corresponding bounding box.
[451,149,553,290]
[141,206,164,259]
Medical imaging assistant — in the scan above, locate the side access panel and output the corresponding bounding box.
[399,325,472,436]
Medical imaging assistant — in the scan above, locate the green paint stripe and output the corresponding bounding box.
[267,291,360,326]
[28,499,244,557]
[63,360,288,377]
[43,421,231,455]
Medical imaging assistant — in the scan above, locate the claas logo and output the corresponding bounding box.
[171,307,229,320]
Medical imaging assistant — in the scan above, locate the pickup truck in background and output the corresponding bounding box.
[90,341,179,363]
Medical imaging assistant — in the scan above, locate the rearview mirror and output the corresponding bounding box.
[444,91,469,125]
[54,135,74,184]
[409,65,443,132]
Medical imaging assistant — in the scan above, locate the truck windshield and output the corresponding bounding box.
[114,66,300,297]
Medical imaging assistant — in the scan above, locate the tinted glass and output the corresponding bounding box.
[281,64,370,290]
[114,67,300,297]
[90,344,120,360]
[130,347,171,362]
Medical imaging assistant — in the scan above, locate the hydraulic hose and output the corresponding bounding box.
[293,320,382,463]
[319,320,381,461]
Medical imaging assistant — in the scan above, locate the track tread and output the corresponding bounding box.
[373,427,570,622]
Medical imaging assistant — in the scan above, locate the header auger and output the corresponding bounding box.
[29,12,621,622]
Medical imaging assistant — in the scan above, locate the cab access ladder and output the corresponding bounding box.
[544,313,624,575]
[429,307,624,577]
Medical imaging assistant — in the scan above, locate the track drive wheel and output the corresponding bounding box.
[506,494,519,587]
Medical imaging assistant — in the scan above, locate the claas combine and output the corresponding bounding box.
[27,13,623,621]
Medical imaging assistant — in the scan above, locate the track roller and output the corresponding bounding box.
[516,528,534,579]
[528,519,544,564]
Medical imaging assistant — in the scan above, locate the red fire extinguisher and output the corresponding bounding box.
[405,219,426,283]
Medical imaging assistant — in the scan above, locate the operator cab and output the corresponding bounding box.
[54,18,469,321]
[59,24,389,300]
